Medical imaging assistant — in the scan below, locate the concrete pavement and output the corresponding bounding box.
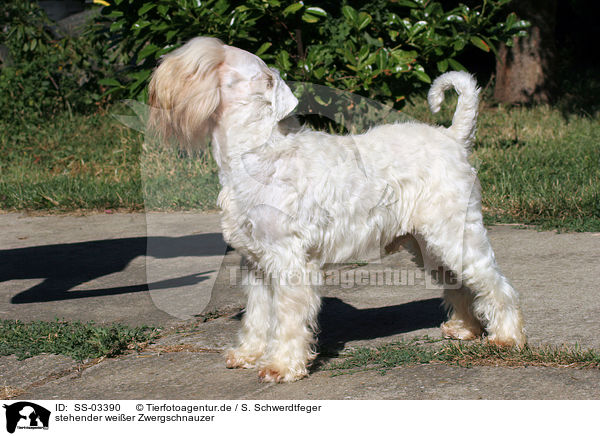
[1,212,599,399]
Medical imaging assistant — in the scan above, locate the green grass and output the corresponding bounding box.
[140,138,220,210]
[326,337,600,376]
[0,319,159,361]
[0,107,220,212]
[0,109,144,211]
[476,106,600,232]
[1,100,598,231]
[405,100,600,232]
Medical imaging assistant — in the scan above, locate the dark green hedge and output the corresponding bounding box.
[0,0,528,122]
[94,0,528,106]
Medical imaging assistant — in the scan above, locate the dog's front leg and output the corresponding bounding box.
[226,267,272,369]
[258,262,321,383]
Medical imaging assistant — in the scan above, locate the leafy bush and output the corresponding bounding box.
[0,0,113,123]
[0,0,528,122]
[94,0,528,106]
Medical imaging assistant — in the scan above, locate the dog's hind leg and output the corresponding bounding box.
[441,288,484,340]
[258,260,322,382]
[226,267,272,369]
[418,183,526,347]
[460,217,526,347]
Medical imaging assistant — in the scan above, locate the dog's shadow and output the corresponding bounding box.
[229,295,445,372]
[229,233,447,371]
[311,234,447,369]
[311,296,445,369]
[2,234,225,304]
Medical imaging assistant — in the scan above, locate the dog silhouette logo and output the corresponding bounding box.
[3,402,50,433]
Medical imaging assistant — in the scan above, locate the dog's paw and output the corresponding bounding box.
[486,312,527,348]
[441,320,483,341]
[225,349,260,369]
[258,368,283,383]
[258,365,307,383]
[487,332,527,348]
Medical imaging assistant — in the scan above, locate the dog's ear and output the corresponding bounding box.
[268,69,298,122]
[148,37,225,152]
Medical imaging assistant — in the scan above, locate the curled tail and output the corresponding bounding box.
[428,71,480,147]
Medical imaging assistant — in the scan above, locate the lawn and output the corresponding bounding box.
[0,109,145,211]
[1,100,598,231]
[324,336,600,376]
[476,108,600,232]
[0,319,158,361]
[411,100,600,232]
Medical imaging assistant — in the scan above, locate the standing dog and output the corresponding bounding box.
[148,37,526,382]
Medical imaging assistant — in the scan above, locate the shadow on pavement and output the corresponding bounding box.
[313,296,445,368]
[2,233,225,304]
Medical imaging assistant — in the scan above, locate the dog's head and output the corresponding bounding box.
[148,37,298,153]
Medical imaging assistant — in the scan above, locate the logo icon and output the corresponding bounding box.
[3,402,50,433]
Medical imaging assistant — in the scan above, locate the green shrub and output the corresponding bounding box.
[93,0,528,107]
[0,0,113,123]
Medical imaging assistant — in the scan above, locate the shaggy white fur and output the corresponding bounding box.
[148,37,526,382]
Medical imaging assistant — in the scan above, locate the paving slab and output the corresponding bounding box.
[0,354,78,394]
[1,212,599,399]
[0,212,225,326]
[15,348,600,400]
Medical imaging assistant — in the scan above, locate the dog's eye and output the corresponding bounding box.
[266,75,274,89]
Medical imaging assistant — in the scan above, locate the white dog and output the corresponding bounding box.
[148,37,526,382]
